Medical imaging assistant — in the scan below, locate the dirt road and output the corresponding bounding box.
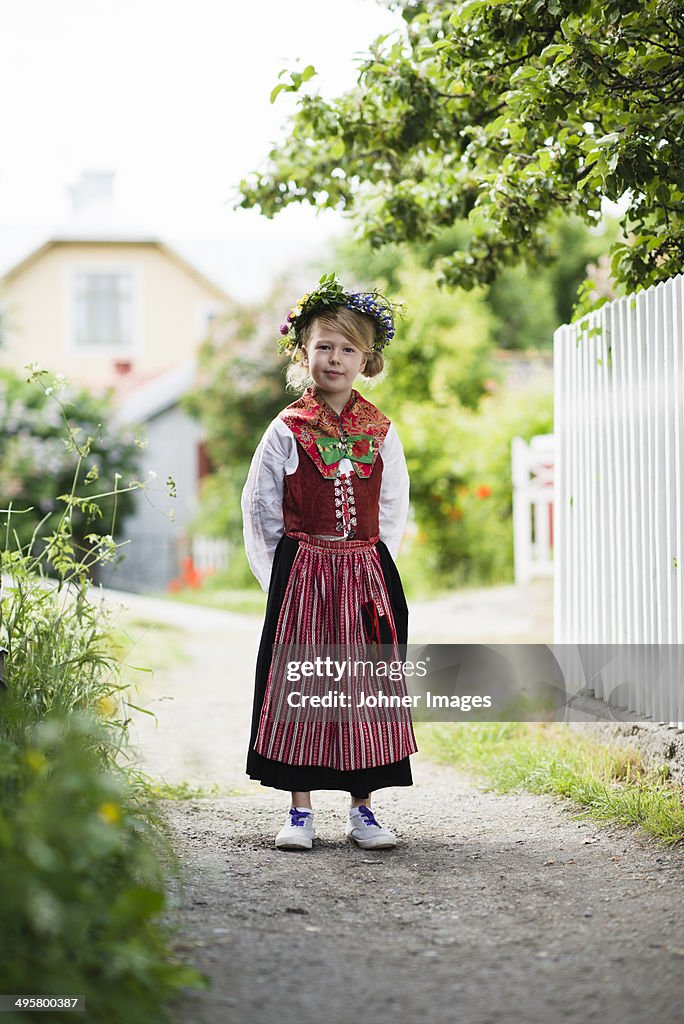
[99,580,684,1024]
[160,768,683,1024]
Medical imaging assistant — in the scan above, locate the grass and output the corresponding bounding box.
[163,586,267,616]
[415,721,684,846]
[146,780,244,800]
[106,616,193,695]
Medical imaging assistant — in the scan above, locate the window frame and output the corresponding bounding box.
[65,262,143,356]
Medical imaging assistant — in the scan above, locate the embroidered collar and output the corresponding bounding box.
[280,386,390,479]
[312,386,357,421]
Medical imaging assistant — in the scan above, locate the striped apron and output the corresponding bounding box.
[253,531,418,771]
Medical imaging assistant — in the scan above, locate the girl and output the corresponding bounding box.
[241,273,418,851]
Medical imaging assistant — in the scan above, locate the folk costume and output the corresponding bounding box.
[242,384,418,796]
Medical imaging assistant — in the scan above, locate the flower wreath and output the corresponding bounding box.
[277,272,403,356]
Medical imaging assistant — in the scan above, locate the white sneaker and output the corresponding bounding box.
[275,808,315,850]
[345,805,397,849]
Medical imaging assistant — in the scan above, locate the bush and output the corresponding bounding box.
[0,561,127,759]
[397,379,553,588]
[0,373,207,1020]
[0,367,142,557]
[0,712,203,1023]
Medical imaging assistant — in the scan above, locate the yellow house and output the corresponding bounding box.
[0,170,234,592]
[0,232,231,389]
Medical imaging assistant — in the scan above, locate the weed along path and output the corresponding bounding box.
[100,582,684,1024]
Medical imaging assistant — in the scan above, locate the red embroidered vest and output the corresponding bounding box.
[280,387,391,540]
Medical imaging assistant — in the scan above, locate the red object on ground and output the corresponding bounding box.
[166,556,207,592]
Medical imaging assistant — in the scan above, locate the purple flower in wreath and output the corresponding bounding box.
[275,272,404,353]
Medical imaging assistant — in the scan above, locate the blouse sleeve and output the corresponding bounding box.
[378,422,410,561]
[241,418,298,591]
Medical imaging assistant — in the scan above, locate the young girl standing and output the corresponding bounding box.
[241,274,417,851]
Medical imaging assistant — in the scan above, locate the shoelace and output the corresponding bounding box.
[356,805,381,828]
[289,809,311,827]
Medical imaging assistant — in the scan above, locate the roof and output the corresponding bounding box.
[111,358,198,425]
[1,235,233,303]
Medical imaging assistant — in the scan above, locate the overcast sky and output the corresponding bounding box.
[0,0,404,299]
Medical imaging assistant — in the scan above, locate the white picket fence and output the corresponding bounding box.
[553,273,684,725]
[511,433,555,584]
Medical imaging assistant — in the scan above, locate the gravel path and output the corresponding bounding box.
[159,770,684,1024]
[98,581,684,1024]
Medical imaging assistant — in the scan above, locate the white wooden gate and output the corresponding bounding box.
[191,536,230,574]
[512,433,555,584]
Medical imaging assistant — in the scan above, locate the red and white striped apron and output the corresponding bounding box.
[254,531,418,771]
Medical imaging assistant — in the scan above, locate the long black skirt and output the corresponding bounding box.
[246,534,414,797]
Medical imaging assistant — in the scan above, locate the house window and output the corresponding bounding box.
[73,270,136,349]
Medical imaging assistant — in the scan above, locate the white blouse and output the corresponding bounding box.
[241,417,410,591]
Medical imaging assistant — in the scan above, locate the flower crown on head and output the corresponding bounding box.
[277,272,403,356]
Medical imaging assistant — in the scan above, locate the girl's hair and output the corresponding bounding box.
[285,306,385,393]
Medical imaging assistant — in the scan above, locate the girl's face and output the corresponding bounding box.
[302,322,367,408]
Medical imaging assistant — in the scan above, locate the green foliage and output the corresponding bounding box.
[487,262,559,350]
[183,296,292,546]
[357,258,496,411]
[0,713,206,1023]
[269,62,317,104]
[0,393,207,1020]
[0,367,142,558]
[0,563,128,756]
[333,211,619,347]
[238,0,684,297]
[394,379,553,586]
[184,305,287,470]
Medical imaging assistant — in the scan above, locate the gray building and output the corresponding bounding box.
[96,359,206,593]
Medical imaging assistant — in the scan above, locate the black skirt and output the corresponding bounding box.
[246,534,414,796]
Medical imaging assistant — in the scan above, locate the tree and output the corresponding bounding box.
[238,0,683,297]
[330,241,498,408]
[183,290,294,547]
[333,213,617,349]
